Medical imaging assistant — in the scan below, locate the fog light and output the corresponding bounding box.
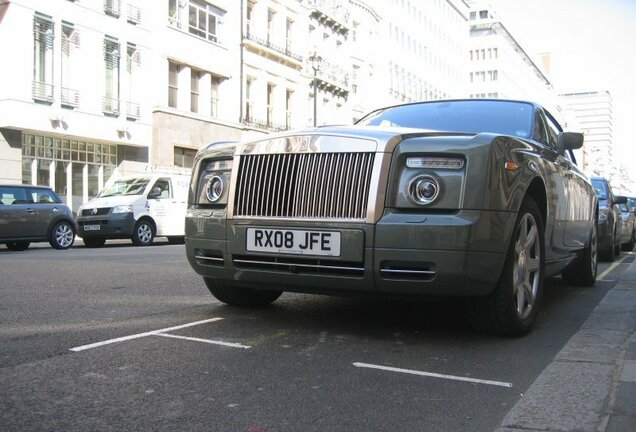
[409,176,440,205]
[206,176,224,202]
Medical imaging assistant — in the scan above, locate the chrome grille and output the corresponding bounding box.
[234,152,375,220]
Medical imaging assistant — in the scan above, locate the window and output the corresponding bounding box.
[61,22,80,108]
[104,0,121,17]
[191,70,200,113]
[286,18,293,52]
[33,13,54,103]
[188,0,224,43]
[103,36,120,115]
[267,83,275,126]
[285,89,293,129]
[245,77,253,120]
[127,43,141,119]
[211,77,220,117]
[174,147,196,168]
[267,10,276,44]
[168,62,179,108]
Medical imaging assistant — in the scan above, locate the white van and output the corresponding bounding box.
[76,173,190,247]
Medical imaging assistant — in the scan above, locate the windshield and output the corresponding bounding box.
[98,178,150,197]
[592,179,608,200]
[356,100,534,138]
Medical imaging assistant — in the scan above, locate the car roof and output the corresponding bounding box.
[0,184,53,190]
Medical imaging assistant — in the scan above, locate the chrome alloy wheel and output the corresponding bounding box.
[55,223,75,248]
[137,223,153,244]
[513,213,541,320]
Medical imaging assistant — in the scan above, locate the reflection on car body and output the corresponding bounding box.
[0,184,75,251]
[185,99,598,337]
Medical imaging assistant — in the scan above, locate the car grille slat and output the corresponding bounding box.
[234,152,375,221]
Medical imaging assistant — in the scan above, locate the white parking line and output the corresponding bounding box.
[598,254,631,281]
[69,318,223,352]
[155,333,251,349]
[353,362,513,388]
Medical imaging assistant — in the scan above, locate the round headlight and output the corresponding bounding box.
[409,176,440,205]
[206,176,224,202]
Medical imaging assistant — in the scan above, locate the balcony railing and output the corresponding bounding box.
[32,81,54,103]
[306,0,350,34]
[104,0,121,17]
[243,30,303,63]
[61,87,80,108]
[127,4,141,24]
[310,60,350,96]
[126,101,140,120]
[102,96,120,116]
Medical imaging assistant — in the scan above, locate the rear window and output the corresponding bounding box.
[592,179,608,200]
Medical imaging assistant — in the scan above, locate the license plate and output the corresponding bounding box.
[84,224,101,231]
[246,228,341,257]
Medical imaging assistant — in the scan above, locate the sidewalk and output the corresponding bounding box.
[497,258,636,432]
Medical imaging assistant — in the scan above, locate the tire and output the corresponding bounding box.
[83,237,106,248]
[470,197,545,337]
[562,223,597,286]
[204,278,282,307]
[6,241,30,251]
[167,236,185,245]
[622,229,634,251]
[49,221,75,250]
[601,228,616,262]
[131,219,155,246]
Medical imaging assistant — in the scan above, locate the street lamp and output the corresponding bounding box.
[308,51,322,127]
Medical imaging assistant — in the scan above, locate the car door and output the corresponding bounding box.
[532,110,570,251]
[145,177,173,235]
[0,186,40,239]
[544,110,593,248]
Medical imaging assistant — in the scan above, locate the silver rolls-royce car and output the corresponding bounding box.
[185,99,598,336]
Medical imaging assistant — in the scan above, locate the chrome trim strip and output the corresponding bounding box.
[366,153,391,223]
[195,256,224,263]
[240,134,378,154]
[233,258,364,273]
[380,269,436,275]
[226,154,241,219]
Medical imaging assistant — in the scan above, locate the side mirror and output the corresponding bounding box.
[557,132,584,154]
[616,195,628,205]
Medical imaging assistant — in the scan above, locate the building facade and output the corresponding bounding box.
[561,91,616,180]
[0,0,153,211]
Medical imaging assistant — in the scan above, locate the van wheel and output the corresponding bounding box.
[562,223,597,286]
[132,219,155,246]
[6,241,30,251]
[49,221,75,249]
[470,197,544,337]
[204,278,282,307]
[83,237,106,248]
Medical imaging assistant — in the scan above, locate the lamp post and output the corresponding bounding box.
[308,51,322,127]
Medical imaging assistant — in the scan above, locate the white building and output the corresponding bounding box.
[466,2,557,113]
[560,90,616,180]
[0,0,153,211]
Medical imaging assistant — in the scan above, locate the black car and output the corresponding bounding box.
[0,184,75,251]
[591,176,625,261]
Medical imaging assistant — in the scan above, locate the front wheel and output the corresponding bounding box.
[470,197,545,337]
[562,223,597,286]
[204,278,282,307]
[49,221,75,249]
[131,219,155,246]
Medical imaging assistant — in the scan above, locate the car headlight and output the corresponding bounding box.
[112,205,133,213]
[196,158,233,205]
[599,207,609,222]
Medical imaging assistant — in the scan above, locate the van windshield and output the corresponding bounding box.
[98,178,150,197]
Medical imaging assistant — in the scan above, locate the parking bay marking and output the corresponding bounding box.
[69,318,252,352]
[353,362,513,388]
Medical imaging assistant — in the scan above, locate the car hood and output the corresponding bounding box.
[80,195,141,210]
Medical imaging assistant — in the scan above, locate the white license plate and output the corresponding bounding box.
[246,228,341,257]
[84,224,101,231]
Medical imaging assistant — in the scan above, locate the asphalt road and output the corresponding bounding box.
[1,241,633,432]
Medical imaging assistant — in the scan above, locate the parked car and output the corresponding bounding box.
[619,201,635,251]
[75,173,190,247]
[591,176,625,260]
[0,184,75,251]
[185,99,598,337]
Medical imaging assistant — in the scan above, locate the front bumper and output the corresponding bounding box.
[76,213,136,239]
[185,208,516,298]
